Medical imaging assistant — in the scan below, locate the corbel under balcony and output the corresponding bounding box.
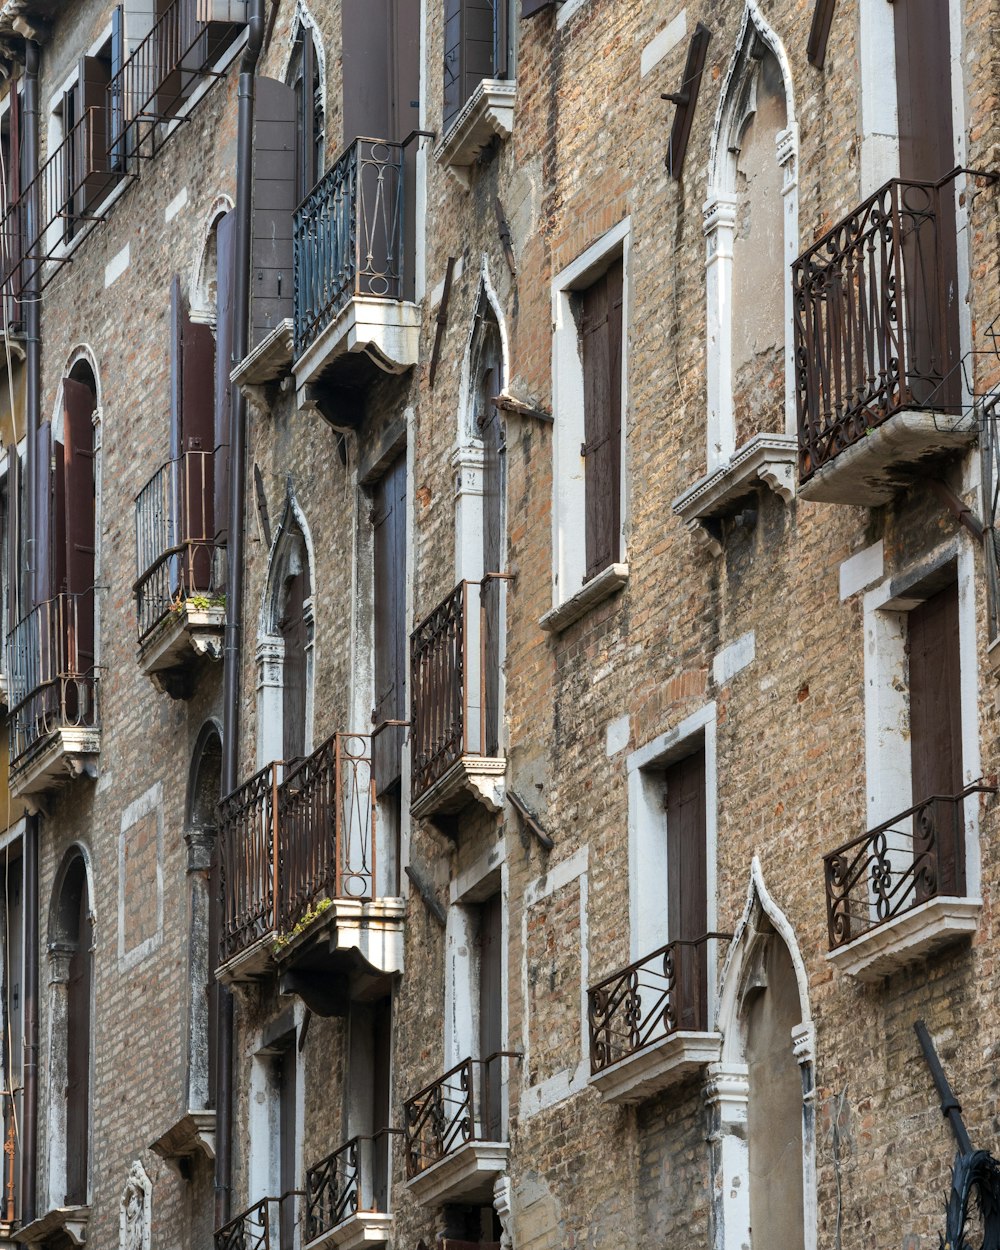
[588,1031,723,1105]
[305,1212,393,1250]
[12,1207,89,1248]
[138,603,225,699]
[826,895,981,983]
[671,434,798,556]
[151,1109,217,1176]
[10,727,100,810]
[410,756,506,829]
[435,79,517,189]
[798,411,977,506]
[406,1141,509,1208]
[231,317,295,405]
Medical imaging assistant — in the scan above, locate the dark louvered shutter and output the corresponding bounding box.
[665,749,707,1030]
[251,78,297,348]
[371,995,391,1208]
[62,380,96,682]
[279,559,307,765]
[373,453,406,794]
[478,893,503,1139]
[214,209,236,548]
[33,421,52,607]
[443,0,497,130]
[5,445,20,638]
[75,56,113,213]
[342,0,391,144]
[64,888,92,1205]
[580,258,623,581]
[294,25,318,201]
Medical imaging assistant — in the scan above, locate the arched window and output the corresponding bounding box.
[708,863,816,1250]
[257,500,314,767]
[186,722,222,1113]
[287,14,325,202]
[704,4,797,472]
[47,850,93,1209]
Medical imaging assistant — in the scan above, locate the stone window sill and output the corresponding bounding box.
[540,563,629,634]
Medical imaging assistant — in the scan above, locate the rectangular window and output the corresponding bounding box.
[578,258,623,582]
[372,452,407,797]
[665,748,707,1030]
[443,0,511,130]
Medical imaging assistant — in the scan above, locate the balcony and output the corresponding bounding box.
[217,732,404,994]
[6,594,99,804]
[134,451,223,697]
[823,785,995,981]
[292,137,419,409]
[587,936,723,1105]
[793,175,979,505]
[403,1055,514,1207]
[304,1132,397,1250]
[410,580,506,829]
[215,1194,300,1250]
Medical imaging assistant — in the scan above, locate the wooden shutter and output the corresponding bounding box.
[342,0,391,146]
[214,210,236,548]
[62,380,96,683]
[109,6,124,170]
[443,0,497,129]
[480,368,503,757]
[580,258,623,581]
[666,749,707,1030]
[65,884,91,1206]
[75,56,113,214]
[279,558,308,764]
[33,422,52,607]
[293,25,319,202]
[478,893,503,1140]
[371,995,392,1210]
[909,583,964,895]
[251,78,297,348]
[171,275,215,581]
[6,82,23,322]
[521,0,556,16]
[278,1047,297,1248]
[6,445,20,636]
[372,453,406,794]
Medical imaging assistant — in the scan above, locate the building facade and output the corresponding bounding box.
[0,0,994,1247]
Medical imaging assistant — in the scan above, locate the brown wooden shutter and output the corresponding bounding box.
[342,0,391,146]
[444,0,497,129]
[480,368,503,757]
[75,56,113,214]
[278,1046,296,1247]
[371,995,392,1209]
[372,453,406,794]
[33,421,52,607]
[6,445,20,636]
[279,559,307,764]
[666,749,707,1030]
[580,259,623,581]
[251,78,297,348]
[62,381,96,683]
[293,25,319,202]
[478,893,503,1140]
[64,884,92,1206]
[214,209,236,548]
[182,311,215,590]
[909,582,964,895]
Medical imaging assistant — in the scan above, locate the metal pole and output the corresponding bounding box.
[914,1018,974,1156]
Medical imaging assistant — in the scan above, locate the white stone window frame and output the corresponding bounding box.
[548,218,630,619]
[443,840,512,1135]
[703,1,798,474]
[862,536,982,893]
[256,493,316,770]
[519,844,589,1119]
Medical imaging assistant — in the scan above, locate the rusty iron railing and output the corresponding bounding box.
[293,137,405,356]
[218,733,376,966]
[793,173,968,481]
[587,935,721,1074]
[213,1192,301,1250]
[823,784,996,950]
[305,1129,399,1241]
[410,578,505,801]
[134,450,219,640]
[6,592,98,766]
[403,1053,518,1178]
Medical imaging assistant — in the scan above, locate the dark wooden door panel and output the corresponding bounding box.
[373,453,406,793]
[280,561,308,765]
[666,748,707,1030]
[581,259,623,581]
[478,893,503,1139]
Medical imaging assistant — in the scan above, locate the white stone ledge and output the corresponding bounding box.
[304,1211,393,1250]
[589,1031,723,1105]
[826,895,981,982]
[406,1139,508,1207]
[435,79,516,188]
[540,563,629,634]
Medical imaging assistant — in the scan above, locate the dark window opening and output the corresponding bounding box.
[443,0,511,130]
[290,24,324,204]
[664,746,707,1030]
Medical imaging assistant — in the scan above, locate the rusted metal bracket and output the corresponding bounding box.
[807,0,836,68]
[492,391,553,423]
[404,864,447,928]
[929,479,985,544]
[663,23,711,180]
[428,256,456,388]
[494,198,516,276]
[508,789,553,850]
[370,717,410,737]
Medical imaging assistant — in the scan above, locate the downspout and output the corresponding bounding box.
[215,0,265,1229]
[19,37,39,1226]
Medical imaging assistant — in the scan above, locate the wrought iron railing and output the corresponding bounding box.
[823,784,996,950]
[214,1192,301,1250]
[403,1053,517,1178]
[587,935,720,1074]
[305,1129,399,1241]
[134,450,218,640]
[410,578,505,802]
[218,733,376,966]
[293,137,405,356]
[6,592,98,766]
[793,173,966,481]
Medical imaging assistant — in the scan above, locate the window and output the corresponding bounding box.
[547,220,629,627]
[249,1025,300,1243]
[346,996,392,1210]
[443,0,511,130]
[0,840,23,1225]
[289,21,324,202]
[186,725,222,1113]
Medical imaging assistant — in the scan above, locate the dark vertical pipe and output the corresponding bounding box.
[20,38,40,1226]
[215,0,265,1230]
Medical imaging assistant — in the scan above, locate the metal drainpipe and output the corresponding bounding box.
[20,37,40,1227]
[216,0,265,1230]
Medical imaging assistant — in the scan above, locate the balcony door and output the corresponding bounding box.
[665,749,707,1031]
[373,453,406,797]
[908,582,964,896]
[279,549,309,767]
[894,0,960,406]
[479,368,504,760]
[478,893,502,1141]
[277,1044,297,1248]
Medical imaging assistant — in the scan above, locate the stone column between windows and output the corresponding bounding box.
[704,1061,750,1250]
